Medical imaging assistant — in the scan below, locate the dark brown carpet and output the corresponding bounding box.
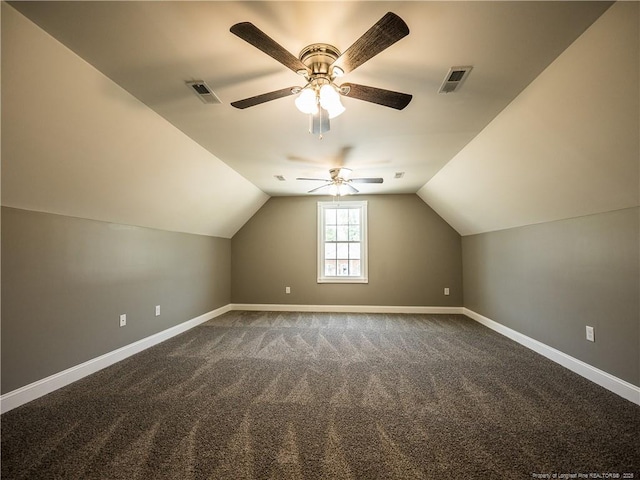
[2,311,639,479]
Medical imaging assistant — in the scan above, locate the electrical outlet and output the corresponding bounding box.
[285,286,291,294]
[586,326,595,342]
[119,314,127,327]
[155,305,161,316]
[444,287,450,296]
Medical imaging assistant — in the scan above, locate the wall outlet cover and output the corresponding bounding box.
[586,326,595,342]
[119,314,127,327]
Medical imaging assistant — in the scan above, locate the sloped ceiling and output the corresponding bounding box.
[419,1,639,235]
[2,3,268,238]
[3,1,636,238]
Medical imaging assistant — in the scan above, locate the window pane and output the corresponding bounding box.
[325,243,336,259]
[349,259,361,276]
[337,259,349,276]
[324,260,336,276]
[348,225,360,241]
[336,243,349,259]
[326,209,337,225]
[325,226,336,241]
[318,201,367,283]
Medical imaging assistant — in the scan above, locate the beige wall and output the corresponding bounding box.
[1,207,231,394]
[231,194,462,307]
[6,196,637,395]
[462,207,640,386]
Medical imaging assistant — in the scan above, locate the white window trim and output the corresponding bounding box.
[317,200,368,284]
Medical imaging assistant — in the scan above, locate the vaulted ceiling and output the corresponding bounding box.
[2,1,638,237]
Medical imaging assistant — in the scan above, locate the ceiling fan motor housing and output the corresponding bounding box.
[329,167,351,180]
[299,43,341,78]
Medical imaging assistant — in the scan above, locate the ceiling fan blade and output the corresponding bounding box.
[351,177,384,184]
[231,87,298,109]
[308,183,331,193]
[230,22,310,75]
[331,12,409,75]
[345,183,360,194]
[341,83,412,110]
[296,177,331,182]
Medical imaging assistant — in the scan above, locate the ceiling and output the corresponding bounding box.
[8,1,614,197]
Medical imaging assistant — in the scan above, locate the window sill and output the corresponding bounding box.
[317,277,369,284]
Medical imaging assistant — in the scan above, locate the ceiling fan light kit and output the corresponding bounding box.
[294,87,318,114]
[230,12,413,137]
[328,183,352,197]
[296,167,384,196]
[318,83,345,118]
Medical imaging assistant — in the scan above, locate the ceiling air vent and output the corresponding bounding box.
[186,80,221,104]
[438,66,473,94]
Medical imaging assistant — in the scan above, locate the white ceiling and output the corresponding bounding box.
[2,3,269,238]
[419,1,639,235]
[7,1,614,198]
[4,1,637,238]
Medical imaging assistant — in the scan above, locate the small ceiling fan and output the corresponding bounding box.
[297,168,383,196]
[230,12,412,135]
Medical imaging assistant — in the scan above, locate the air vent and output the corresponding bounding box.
[438,66,473,94]
[394,172,405,179]
[186,80,221,104]
[274,175,286,181]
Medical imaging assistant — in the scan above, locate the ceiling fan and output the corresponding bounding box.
[230,12,412,135]
[297,168,383,196]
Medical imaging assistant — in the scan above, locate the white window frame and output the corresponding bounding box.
[317,201,368,284]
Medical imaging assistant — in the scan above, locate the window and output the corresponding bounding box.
[317,201,368,283]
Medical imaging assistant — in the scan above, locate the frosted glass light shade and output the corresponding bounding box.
[327,103,345,119]
[295,88,318,114]
[319,84,345,118]
[328,183,349,196]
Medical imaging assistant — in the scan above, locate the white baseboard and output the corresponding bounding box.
[0,303,460,413]
[4,304,637,413]
[463,308,640,406]
[0,304,232,414]
[230,303,464,314]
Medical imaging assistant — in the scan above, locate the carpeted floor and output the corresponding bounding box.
[2,311,639,479]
